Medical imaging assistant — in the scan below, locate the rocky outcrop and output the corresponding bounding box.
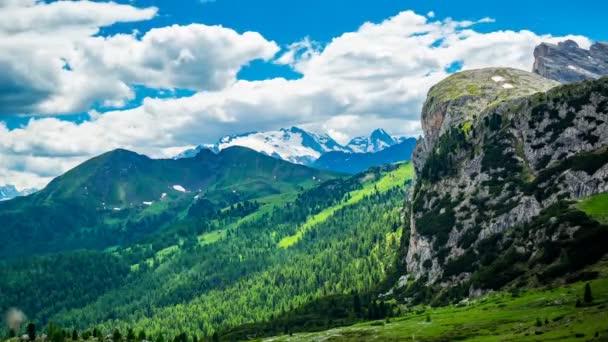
[533,40,608,83]
[413,67,558,175]
[404,68,608,290]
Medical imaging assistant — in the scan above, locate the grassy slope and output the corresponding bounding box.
[263,260,608,341]
[577,192,608,224]
[278,163,413,248]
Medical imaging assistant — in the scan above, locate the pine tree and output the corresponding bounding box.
[126,328,135,342]
[72,329,78,341]
[584,283,593,303]
[353,293,361,316]
[113,329,122,342]
[138,330,146,341]
[27,323,36,341]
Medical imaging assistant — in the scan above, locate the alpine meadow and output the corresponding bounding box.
[1,1,608,341]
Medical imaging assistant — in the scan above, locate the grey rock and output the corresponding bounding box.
[533,40,608,83]
[404,69,608,288]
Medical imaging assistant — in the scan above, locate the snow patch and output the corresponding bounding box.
[143,201,153,206]
[491,76,505,83]
[161,193,167,199]
[113,207,121,211]
[502,83,514,89]
[172,185,186,192]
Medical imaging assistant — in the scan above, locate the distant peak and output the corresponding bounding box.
[370,128,391,138]
[533,40,608,83]
[105,148,143,157]
[372,128,388,134]
[558,39,580,50]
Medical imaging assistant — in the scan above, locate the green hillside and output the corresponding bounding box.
[0,163,413,338]
[260,265,608,341]
[0,146,337,258]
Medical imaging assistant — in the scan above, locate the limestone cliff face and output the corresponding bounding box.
[405,68,608,291]
[412,68,559,176]
[533,40,608,83]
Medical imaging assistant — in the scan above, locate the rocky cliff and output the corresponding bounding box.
[412,68,559,175]
[533,40,608,83]
[401,67,608,302]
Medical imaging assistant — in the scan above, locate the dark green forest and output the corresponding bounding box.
[0,163,411,339]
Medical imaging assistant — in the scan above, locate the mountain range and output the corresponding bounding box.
[1,41,608,341]
[175,127,413,167]
[0,146,336,258]
[0,185,37,201]
[313,137,417,174]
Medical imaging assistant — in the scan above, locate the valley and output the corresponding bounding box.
[1,20,608,340]
[1,161,412,338]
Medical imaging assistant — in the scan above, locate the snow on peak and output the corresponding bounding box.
[346,128,399,153]
[172,185,186,193]
[0,185,38,201]
[174,127,406,163]
[193,127,349,165]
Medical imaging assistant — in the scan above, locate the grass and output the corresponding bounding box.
[198,230,226,245]
[263,261,608,341]
[577,192,608,224]
[278,163,414,248]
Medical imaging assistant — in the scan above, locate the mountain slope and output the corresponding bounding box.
[0,163,413,338]
[0,146,337,258]
[403,68,608,294]
[533,40,608,83]
[176,127,350,165]
[251,271,608,341]
[314,138,417,174]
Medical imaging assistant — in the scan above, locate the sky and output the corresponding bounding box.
[0,0,606,190]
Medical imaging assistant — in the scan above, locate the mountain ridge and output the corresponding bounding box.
[175,127,412,165]
[314,138,417,174]
[533,40,608,83]
[0,146,338,258]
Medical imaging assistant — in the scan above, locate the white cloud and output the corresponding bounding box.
[0,9,592,189]
[0,0,278,115]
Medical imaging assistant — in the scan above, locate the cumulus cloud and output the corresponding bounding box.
[0,8,592,189]
[0,0,278,115]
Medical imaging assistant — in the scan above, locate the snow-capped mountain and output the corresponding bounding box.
[173,144,214,159]
[176,127,350,165]
[0,185,37,201]
[346,128,399,153]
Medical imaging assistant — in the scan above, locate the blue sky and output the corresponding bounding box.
[0,0,605,188]
[4,0,606,129]
[99,0,608,81]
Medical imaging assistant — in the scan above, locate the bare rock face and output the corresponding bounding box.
[412,67,558,176]
[404,68,608,289]
[533,40,608,83]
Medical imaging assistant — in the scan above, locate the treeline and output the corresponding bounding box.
[52,185,406,337]
[1,166,410,339]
